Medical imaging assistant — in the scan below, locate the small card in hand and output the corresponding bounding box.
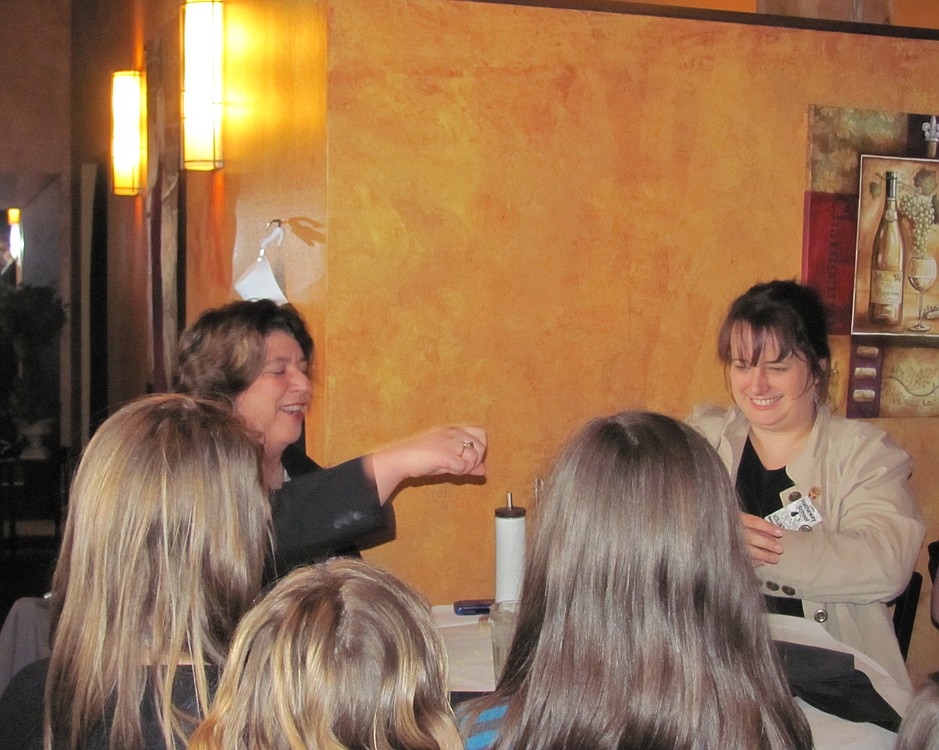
[766,494,822,532]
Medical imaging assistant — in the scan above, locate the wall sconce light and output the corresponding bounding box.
[111,71,147,196]
[7,208,23,262]
[181,0,224,170]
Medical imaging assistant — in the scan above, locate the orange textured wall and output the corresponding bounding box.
[324,0,939,680]
[894,0,939,30]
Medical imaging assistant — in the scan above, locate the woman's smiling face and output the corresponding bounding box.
[728,324,818,437]
[234,331,311,461]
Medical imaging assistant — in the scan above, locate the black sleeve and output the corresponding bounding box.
[267,456,387,580]
[0,659,47,750]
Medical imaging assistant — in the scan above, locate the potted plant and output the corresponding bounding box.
[0,284,67,458]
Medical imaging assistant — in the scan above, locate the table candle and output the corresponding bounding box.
[495,491,526,603]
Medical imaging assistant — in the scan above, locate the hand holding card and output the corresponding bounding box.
[766,494,823,532]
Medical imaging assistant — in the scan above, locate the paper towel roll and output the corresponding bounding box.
[495,504,526,603]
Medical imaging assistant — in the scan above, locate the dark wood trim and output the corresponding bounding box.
[457,0,939,41]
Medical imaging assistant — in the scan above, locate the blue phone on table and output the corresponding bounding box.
[453,598,493,615]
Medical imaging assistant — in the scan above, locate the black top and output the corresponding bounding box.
[265,444,390,582]
[0,659,220,750]
[735,437,803,617]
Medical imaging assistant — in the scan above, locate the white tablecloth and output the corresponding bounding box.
[435,606,907,749]
[433,605,495,692]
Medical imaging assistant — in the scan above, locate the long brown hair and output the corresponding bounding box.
[464,411,812,750]
[44,394,271,750]
[190,559,463,750]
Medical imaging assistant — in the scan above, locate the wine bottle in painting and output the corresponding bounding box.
[868,170,905,325]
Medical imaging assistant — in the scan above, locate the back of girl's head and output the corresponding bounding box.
[47,394,271,749]
[191,558,463,750]
[174,299,313,404]
[518,411,758,670]
[896,673,939,750]
[717,279,831,397]
[490,410,810,749]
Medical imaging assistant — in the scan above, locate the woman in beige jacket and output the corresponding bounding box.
[688,280,924,689]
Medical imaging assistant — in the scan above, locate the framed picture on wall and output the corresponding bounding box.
[852,155,939,338]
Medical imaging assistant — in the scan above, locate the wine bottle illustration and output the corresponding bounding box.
[868,170,905,326]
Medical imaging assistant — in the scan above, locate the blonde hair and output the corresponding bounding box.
[896,672,939,750]
[190,559,463,750]
[465,410,812,750]
[44,394,271,750]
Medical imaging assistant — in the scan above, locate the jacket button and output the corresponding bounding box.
[788,491,801,502]
[814,609,828,623]
[799,525,812,532]
[782,586,796,596]
[766,581,780,592]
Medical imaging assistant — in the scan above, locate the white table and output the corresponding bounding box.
[434,606,908,749]
[433,605,495,692]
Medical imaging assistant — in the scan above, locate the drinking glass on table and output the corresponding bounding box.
[490,600,519,681]
[908,256,937,332]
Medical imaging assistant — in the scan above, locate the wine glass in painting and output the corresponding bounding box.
[907,256,937,332]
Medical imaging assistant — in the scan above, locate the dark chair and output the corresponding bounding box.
[0,447,71,554]
[0,596,51,696]
[927,540,939,631]
[888,571,922,661]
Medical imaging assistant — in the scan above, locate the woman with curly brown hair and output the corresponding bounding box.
[175,299,487,578]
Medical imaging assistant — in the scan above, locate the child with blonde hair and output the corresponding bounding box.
[190,558,463,750]
[896,673,939,750]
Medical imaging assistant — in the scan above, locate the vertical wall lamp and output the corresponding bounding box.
[181,0,224,170]
[7,208,23,262]
[111,71,147,196]
[5,208,22,285]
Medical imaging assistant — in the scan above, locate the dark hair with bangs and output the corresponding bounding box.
[717,280,831,399]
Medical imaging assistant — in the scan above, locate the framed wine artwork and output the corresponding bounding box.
[852,155,939,338]
[803,107,939,417]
